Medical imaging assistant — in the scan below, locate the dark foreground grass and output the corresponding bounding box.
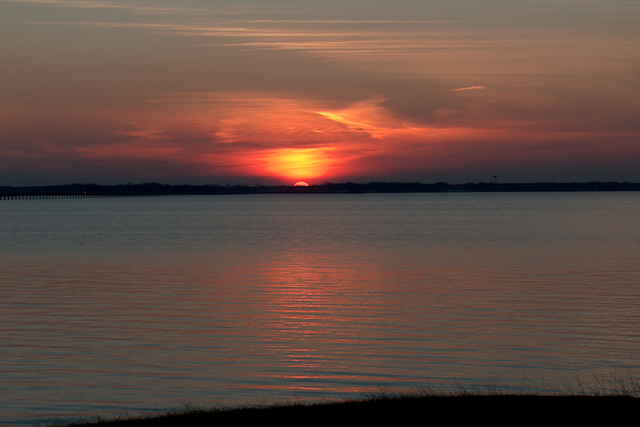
[63,393,640,427]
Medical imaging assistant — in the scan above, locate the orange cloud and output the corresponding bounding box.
[450,86,486,92]
[263,148,334,180]
[3,90,639,185]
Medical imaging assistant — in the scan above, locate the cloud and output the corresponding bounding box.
[432,108,456,118]
[450,86,486,92]
[10,0,639,84]
[0,0,184,13]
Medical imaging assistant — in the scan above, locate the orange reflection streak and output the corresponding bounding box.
[5,237,640,403]
[255,251,385,383]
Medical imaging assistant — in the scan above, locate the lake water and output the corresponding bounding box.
[1,193,639,425]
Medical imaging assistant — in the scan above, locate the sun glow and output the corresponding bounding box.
[264,148,332,180]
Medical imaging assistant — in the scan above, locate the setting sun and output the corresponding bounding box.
[264,148,332,180]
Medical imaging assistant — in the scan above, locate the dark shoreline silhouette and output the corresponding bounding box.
[1,181,640,199]
[64,394,640,427]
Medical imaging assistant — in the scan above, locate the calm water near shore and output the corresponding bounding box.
[1,193,639,425]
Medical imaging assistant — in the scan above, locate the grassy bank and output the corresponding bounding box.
[64,391,640,427]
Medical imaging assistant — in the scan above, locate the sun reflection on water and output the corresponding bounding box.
[1,193,640,423]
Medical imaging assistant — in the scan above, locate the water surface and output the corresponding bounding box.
[1,193,639,425]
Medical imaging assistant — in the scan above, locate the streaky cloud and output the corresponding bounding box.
[450,86,486,91]
[0,0,237,15]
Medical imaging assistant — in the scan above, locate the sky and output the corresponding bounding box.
[1,0,639,186]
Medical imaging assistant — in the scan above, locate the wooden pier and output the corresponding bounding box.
[0,193,154,200]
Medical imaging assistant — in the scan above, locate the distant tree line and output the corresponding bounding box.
[1,181,640,197]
